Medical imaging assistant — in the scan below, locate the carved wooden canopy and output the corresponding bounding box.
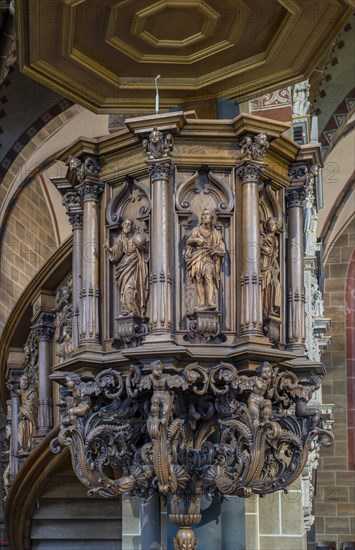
[16,0,352,112]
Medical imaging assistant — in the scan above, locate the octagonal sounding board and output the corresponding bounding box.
[17,0,352,113]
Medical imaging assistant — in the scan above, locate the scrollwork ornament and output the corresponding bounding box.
[51,360,333,549]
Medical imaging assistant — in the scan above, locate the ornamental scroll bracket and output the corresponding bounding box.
[106,177,151,227]
[176,169,234,213]
[51,361,333,550]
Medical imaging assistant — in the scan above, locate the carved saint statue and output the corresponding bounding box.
[260,217,281,318]
[18,373,38,454]
[104,218,149,317]
[185,209,225,311]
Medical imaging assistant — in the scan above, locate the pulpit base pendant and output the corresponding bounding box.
[173,527,198,550]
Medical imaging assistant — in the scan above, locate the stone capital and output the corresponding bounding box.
[148,160,174,182]
[78,182,104,203]
[236,162,265,183]
[285,186,306,207]
[32,312,56,342]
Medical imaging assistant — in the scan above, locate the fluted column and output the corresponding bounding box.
[144,128,175,343]
[79,181,104,345]
[32,312,55,436]
[285,165,309,354]
[237,162,265,340]
[62,191,83,350]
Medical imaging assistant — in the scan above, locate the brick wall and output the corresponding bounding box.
[0,177,57,334]
[315,218,355,547]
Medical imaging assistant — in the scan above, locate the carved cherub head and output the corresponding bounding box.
[256,361,272,381]
[151,360,164,379]
[65,372,81,390]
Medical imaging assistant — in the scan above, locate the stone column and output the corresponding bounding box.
[32,312,55,436]
[237,161,265,340]
[62,190,83,350]
[144,128,175,343]
[6,370,21,481]
[79,181,103,345]
[285,165,309,354]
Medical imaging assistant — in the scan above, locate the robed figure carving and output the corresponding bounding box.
[18,373,38,454]
[185,209,225,311]
[260,217,281,317]
[105,218,149,317]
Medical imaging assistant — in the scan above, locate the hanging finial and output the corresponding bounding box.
[155,75,161,114]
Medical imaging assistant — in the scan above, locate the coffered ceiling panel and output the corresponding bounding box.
[16,0,353,113]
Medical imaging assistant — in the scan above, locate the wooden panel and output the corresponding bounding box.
[32,498,122,519]
[32,541,121,550]
[31,519,122,540]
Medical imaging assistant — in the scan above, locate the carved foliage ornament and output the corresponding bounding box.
[52,361,333,549]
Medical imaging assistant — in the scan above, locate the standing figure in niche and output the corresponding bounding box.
[185,209,225,311]
[17,373,38,454]
[260,217,281,318]
[104,218,149,317]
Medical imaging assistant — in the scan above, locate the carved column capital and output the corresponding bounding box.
[147,160,174,182]
[32,312,56,342]
[6,369,22,396]
[285,187,306,207]
[288,163,318,185]
[78,182,104,203]
[68,212,83,229]
[236,162,265,182]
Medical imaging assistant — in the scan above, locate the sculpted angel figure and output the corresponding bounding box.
[104,218,149,317]
[128,361,188,429]
[237,362,275,430]
[281,376,321,429]
[60,373,98,426]
[240,132,269,161]
[260,217,281,318]
[185,209,226,311]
